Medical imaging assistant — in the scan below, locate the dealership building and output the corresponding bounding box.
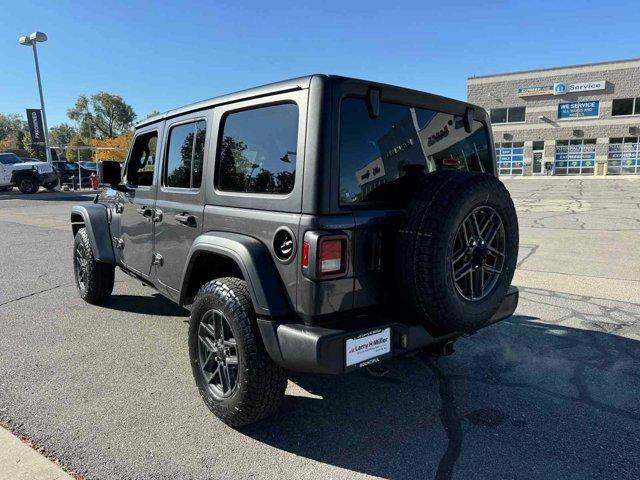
[467,58,640,175]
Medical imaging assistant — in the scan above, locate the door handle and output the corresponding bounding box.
[174,213,197,227]
[136,206,152,217]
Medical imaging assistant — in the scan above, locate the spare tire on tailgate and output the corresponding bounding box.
[397,171,518,334]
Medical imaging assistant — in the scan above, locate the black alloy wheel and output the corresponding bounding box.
[72,227,115,304]
[197,309,239,398]
[189,277,287,427]
[451,206,505,301]
[75,245,89,292]
[19,178,38,194]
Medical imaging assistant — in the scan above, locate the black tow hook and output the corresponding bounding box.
[424,340,456,357]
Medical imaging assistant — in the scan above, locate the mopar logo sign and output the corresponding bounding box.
[519,80,606,97]
[553,83,567,95]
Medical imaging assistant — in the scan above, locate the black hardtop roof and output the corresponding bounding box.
[136,74,478,128]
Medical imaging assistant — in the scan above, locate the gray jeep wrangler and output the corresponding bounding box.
[71,75,519,427]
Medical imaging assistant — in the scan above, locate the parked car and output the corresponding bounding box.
[70,75,519,427]
[0,152,58,193]
[20,156,46,163]
[53,161,92,187]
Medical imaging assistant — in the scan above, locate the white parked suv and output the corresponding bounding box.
[0,153,58,193]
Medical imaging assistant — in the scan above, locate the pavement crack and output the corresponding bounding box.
[0,283,73,307]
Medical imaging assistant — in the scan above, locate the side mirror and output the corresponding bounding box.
[101,160,123,187]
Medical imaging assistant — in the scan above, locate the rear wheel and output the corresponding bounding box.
[44,181,58,191]
[397,171,518,334]
[73,227,115,304]
[18,177,39,194]
[189,277,287,428]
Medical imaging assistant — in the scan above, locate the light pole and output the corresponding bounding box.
[19,31,52,164]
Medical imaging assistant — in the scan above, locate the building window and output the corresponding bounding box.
[490,107,526,124]
[612,98,640,116]
[532,141,544,151]
[554,139,596,175]
[216,103,298,194]
[608,137,640,174]
[495,142,524,175]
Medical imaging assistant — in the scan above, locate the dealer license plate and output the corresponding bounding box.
[345,328,391,367]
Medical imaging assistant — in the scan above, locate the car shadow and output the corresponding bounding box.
[102,293,189,317]
[239,292,640,480]
[0,190,97,202]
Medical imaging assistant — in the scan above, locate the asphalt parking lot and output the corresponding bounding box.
[1,178,639,480]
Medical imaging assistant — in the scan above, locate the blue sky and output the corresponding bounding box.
[2,0,639,127]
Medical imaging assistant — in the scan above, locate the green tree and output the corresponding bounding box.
[218,136,252,191]
[49,123,77,148]
[66,134,92,161]
[146,110,161,119]
[0,113,28,150]
[67,92,136,139]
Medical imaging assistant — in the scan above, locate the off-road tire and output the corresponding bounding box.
[189,277,287,428]
[17,177,39,194]
[73,227,115,304]
[0,186,12,192]
[397,171,518,334]
[44,181,58,191]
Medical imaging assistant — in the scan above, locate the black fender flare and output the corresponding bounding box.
[70,204,116,264]
[180,232,290,317]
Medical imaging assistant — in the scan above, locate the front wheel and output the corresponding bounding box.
[73,227,115,304]
[189,277,287,428]
[18,177,39,194]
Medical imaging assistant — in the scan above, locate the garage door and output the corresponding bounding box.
[608,137,640,174]
[554,140,595,175]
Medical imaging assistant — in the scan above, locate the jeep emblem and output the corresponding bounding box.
[273,228,295,262]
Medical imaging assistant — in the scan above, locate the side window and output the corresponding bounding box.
[217,103,298,194]
[126,131,158,187]
[164,120,206,189]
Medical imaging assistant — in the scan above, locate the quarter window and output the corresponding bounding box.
[490,107,526,124]
[216,103,298,194]
[126,131,158,187]
[164,120,206,189]
[612,98,639,116]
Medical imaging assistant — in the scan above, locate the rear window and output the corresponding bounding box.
[339,98,492,205]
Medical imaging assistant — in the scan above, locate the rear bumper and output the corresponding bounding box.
[258,286,519,374]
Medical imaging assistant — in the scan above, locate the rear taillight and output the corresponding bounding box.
[301,232,348,279]
[319,237,345,276]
